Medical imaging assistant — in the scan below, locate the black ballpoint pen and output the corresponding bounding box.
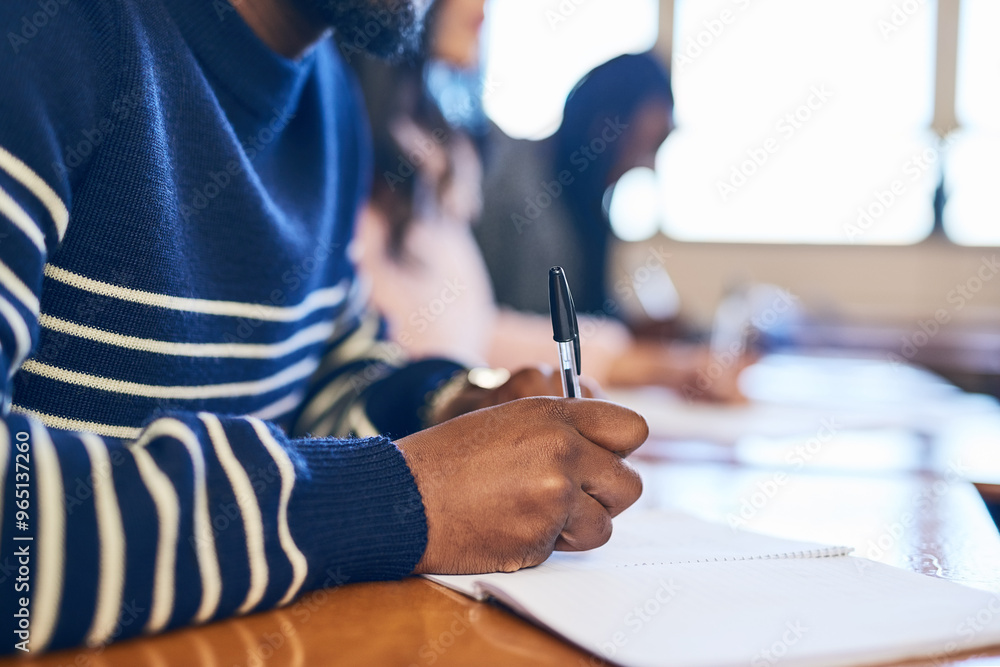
[548,266,582,398]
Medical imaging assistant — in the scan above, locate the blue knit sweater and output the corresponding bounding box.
[0,0,464,654]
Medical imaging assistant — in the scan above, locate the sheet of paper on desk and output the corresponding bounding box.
[607,353,998,443]
[425,512,1000,667]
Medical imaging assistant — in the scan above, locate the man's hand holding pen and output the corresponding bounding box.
[401,397,647,574]
[400,267,647,575]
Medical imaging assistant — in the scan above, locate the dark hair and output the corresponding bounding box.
[344,4,459,261]
[553,51,674,314]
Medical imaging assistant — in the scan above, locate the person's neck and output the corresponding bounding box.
[233,0,330,60]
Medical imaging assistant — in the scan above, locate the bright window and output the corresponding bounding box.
[659,0,939,245]
[482,0,659,140]
[944,0,1000,247]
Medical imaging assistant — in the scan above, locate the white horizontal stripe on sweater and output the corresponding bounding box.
[79,433,127,647]
[19,356,318,400]
[9,405,143,440]
[0,184,46,254]
[30,422,66,653]
[133,419,221,624]
[43,264,349,322]
[0,145,69,240]
[0,294,32,377]
[38,314,337,359]
[0,258,40,315]
[199,414,269,614]
[248,391,303,421]
[249,419,308,605]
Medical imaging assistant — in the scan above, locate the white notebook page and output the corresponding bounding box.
[427,511,852,596]
[425,512,1000,667]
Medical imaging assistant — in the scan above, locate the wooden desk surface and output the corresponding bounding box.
[7,459,1000,667]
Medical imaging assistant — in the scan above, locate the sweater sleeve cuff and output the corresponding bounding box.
[362,358,467,438]
[286,434,428,588]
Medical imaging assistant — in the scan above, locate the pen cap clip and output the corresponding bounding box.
[548,266,580,345]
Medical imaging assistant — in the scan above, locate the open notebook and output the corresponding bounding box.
[425,512,1000,667]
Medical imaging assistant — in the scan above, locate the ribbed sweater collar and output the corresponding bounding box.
[161,0,318,119]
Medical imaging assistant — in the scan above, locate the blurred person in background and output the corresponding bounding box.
[477,53,673,318]
[350,0,494,367]
[350,4,746,399]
